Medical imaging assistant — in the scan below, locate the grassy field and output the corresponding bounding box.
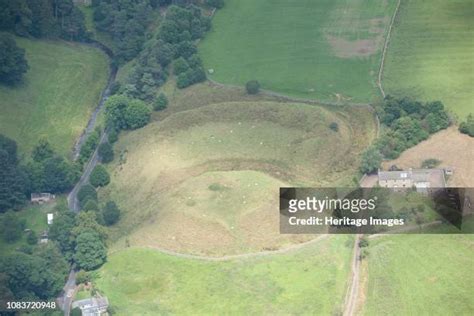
[0,37,109,157]
[100,101,375,255]
[363,234,474,315]
[199,0,397,102]
[0,201,56,255]
[383,0,474,119]
[97,236,353,315]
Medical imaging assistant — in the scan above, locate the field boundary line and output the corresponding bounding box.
[207,78,371,108]
[109,235,329,261]
[377,0,402,98]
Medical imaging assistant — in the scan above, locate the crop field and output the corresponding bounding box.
[383,0,474,118]
[97,236,353,315]
[362,234,474,315]
[100,101,376,255]
[382,127,474,187]
[199,0,397,102]
[0,38,109,156]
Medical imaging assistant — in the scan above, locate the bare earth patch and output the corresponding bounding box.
[326,35,379,58]
[325,17,387,59]
[382,127,474,186]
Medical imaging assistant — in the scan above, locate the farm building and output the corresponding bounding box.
[378,168,446,193]
[72,297,109,316]
[31,193,55,204]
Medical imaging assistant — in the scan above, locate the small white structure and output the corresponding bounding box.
[40,231,48,244]
[31,193,55,204]
[47,213,54,225]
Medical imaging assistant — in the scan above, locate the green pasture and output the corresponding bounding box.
[363,233,474,315]
[97,236,353,315]
[200,0,397,102]
[383,0,474,119]
[0,37,109,157]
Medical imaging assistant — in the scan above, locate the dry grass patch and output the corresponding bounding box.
[383,127,474,187]
[102,101,375,255]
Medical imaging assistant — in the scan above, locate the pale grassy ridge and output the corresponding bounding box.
[97,236,354,315]
[0,37,109,156]
[99,101,375,255]
[199,0,397,102]
[383,0,474,118]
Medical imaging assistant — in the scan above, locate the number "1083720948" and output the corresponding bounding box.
[5,301,57,310]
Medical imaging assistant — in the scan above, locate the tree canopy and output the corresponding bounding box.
[74,230,107,271]
[0,34,29,85]
[0,135,27,212]
[103,201,121,226]
[459,114,474,137]
[0,0,88,41]
[105,95,151,131]
[89,165,110,188]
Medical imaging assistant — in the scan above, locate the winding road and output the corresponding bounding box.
[59,41,116,315]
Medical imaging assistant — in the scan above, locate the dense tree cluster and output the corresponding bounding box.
[160,5,210,89]
[360,97,451,173]
[104,95,151,131]
[0,34,29,85]
[0,243,69,300]
[359,146,383,174]
[118,3,211,101]
[79,128,101,165]
[1,136,81,213]
[89,165,110,188]
[92,0,158,64]
[27,139,80,194]
[459,114,474,137]
[0,0,88,41]
[0,135,28,212]
[49,207,112,272]
[375,97,450,159]
[48,209,76,261]
[78,184,98,209]
[98,142,114,163]
[153,92,168,111]
[0,211,26,243]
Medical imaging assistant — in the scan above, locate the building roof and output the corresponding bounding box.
[378,170,412,181]
[72,297,109,314]
[378,169,446,187]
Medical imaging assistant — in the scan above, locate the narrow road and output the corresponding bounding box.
[58,40,116,315]
[67,130,110,212]
[344,234,362,316]
[58,269,76,316]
